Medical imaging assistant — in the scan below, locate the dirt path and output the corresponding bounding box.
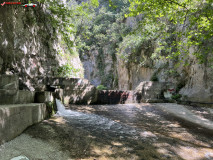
[0,103,213,160]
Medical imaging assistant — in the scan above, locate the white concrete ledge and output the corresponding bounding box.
[154,103,213,131]
[0,103,46,144]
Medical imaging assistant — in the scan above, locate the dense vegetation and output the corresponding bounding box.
[128,0,213,65]
[38,0,99,77]
[72,0,132,88]
[43,0,213,82]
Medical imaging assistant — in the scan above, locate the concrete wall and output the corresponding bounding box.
[34,77,97,105]
[96,90,141,104]
[0,103,46,144]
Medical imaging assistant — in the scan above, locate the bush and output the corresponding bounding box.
[150,74,158,81]
[171,94,182,100]
[97,85,107,90]
[56,64,80,78]
[176,81,186,92]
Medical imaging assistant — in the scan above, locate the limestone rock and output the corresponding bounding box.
[0,5,83,91]
[136,81,174,102]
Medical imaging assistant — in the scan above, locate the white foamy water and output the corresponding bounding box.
[55,99,156,140]
[56,99,82,117]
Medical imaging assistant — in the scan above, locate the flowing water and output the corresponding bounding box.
[0,101,213,160]
[55,99,157,141]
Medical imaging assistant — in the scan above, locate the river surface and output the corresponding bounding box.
[0,103,213,160]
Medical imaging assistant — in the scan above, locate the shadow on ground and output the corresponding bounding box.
[23,104,213,160]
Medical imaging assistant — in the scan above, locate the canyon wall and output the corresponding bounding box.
[115,47,213,103]
[80,13,213,104]
[0,2,84,91]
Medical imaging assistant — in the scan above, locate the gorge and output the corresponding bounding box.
[0,0,212,159]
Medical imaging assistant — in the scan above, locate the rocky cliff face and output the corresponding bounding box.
[116,47,213,103]
[80,12,213,103]
[2,1,210,104]
[117,59,154,90]
[0,4,83,91]
[178,51,213,103]
[81,47,117,88]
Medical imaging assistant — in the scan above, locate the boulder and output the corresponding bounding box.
[136,81,174,102]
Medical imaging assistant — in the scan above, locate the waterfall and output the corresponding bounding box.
[55,99,81,116]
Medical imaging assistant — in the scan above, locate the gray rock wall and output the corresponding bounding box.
[116,47,213,104]
[0,3,83,91]
[81,47,117,89]
[82,36,213,104]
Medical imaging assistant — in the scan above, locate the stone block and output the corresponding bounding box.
[64,85,97,105]
[0,103,47,144]
[0,89,17,104]
[0,90,34,104]
[0,75,19,90]
[16,90,35,104]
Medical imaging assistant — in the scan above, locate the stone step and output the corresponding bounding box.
[0,89,17,104]
[0,89,35,104]
[0,75,19,90]
[0,103,47,144]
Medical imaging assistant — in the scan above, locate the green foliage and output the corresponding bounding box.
[165,69,180,77]
[97,85,107,90]
[42,0,99,54]
[127,0,213,64]
[171,94,182,101]
[117,34,144,63]
[117,33,155,66]
[71,0,131,88]
[44,0,75,51]
[55,64,80,78]
[150,74,158,82]
[74,3,131,54]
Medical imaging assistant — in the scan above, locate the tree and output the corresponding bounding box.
[41,0,99,54]
[127,0,213,64]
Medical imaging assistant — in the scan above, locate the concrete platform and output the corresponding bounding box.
[154,103,213,131]
[0,90,35,104]
[0,103,46,144]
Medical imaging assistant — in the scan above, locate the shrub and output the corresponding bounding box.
[171,94,182,100]
[150,73,158,81]
[56,64,80,78]
[97,85,107,90]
